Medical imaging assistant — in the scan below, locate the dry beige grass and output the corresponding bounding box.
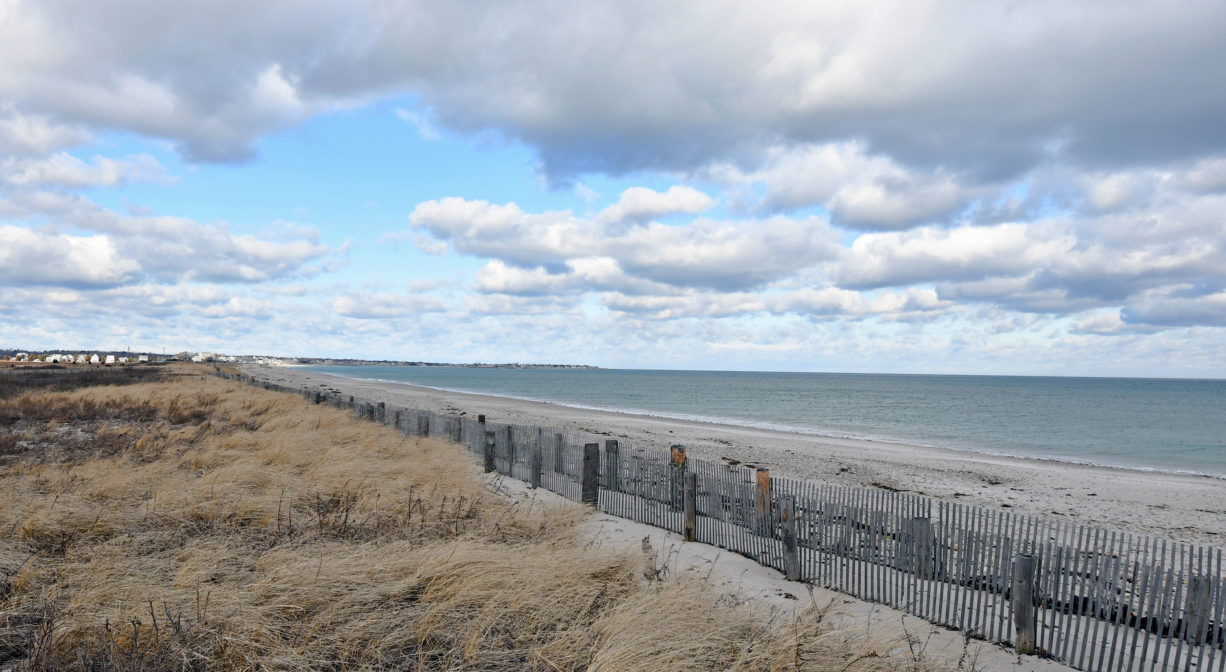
[0,365,962,671]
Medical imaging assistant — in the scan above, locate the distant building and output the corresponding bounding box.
[76,354,88,364]
[89,354,100,364]
[15,352,28,361]
[138,355,149,363]
[104,355,116,365]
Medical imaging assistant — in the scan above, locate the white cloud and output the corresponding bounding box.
[573,182,600,204]
[0,225,138,287]
[2,152,165,188]
[0,190,340,287]
[474,260,573,296]
[835,223,1074,289]
[595,185,715,224]
[1179,158,1226,194]
[1122,290,1226,327]
[1,1,1222,179]
[395,106,440,140]
[411,197,838,291]
[713,142,970,228]
[1084,171,1162,212]
[331,292,448,319]
[0,107,92,156]
[409,198,587,268]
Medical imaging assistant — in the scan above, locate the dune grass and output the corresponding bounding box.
[0,364,961,671]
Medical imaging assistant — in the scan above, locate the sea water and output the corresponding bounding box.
[303,366,1226,478]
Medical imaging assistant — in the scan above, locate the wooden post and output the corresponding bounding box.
[1185,575,1212,645]
[483,431,496,473]
[452,418,462,444]
[377,402,386,424]
[755,468,772,537]
[581,443,600,506]
[605,440,620,491]
[393,409,402,432]
[781,496,800,581]
[537,427,544,475]
[554,432,565,476]
[670,445,687,511]
[475,415,486,455]
[912,517,935,579]
[683,471,697,542]
[500,426,514,475]
[529,443,543,490]
[1012,554,1037,655]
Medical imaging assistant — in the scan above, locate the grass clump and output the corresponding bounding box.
[0,364,957,671]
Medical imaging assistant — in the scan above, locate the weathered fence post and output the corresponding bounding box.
[605,440,620,491]
[912,517,935,579]
[503,425,515,475]
[452,418,462,444]
[377,402,386,424]
[683,471,697,542]
[483,431,496,473]
[581,443,600,506]
[670,445,687,511]
[755,468,772,536]
[474,415,485,455]
[1011,554,1037,655]
[781,496,800,581]
[554,432,565,476]
[1185,575,1212,645]
[529,443,543,490]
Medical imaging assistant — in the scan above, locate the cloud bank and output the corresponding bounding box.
[1,0,1224,374]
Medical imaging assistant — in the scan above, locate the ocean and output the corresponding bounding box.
[303,366,1226,478]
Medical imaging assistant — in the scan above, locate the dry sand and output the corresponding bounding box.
[490,469,1074,671]
[244,364,1226,547]
[238,363,1226,672]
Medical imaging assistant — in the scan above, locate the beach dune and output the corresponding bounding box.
[247,364,1225,548]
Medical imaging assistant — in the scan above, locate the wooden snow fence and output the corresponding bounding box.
[218,370,1226,672]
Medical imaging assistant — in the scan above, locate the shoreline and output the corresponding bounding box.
[299,366,1226,482]
[247,364,1226,547]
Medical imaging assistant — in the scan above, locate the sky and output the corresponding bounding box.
[2,1,1225,377]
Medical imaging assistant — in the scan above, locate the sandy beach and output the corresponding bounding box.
[244,364,1226,548]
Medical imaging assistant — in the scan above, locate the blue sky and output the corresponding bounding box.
[3,1,1226,377]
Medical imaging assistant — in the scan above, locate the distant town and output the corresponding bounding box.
[0,349,599,370]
